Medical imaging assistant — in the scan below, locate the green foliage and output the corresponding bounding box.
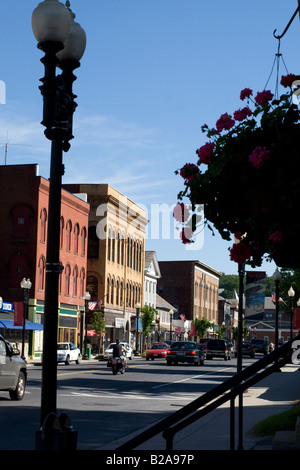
[90,311,106,337]
[140,305,157,337]
[194,317,211,338]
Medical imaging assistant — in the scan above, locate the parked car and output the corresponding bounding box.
[104,342,133,360]
[241,341,255,358]
[198,338,211,354]
[205,339,232,361]
[57,342,81,365]
[251,339,269,355]
[166,341,205,366]
[146,343,169,360]
[0,335,27,400]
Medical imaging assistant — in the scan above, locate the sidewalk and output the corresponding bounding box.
[100,363,300,451]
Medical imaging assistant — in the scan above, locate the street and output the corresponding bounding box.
[0,356,256,450]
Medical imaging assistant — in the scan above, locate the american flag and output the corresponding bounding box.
[271,291,284,303]
[88,302,97,310]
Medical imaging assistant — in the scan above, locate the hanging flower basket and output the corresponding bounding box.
[176,74,300,268]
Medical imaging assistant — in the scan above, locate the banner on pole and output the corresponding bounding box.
[14,302,23,327]
[245,271,266,319]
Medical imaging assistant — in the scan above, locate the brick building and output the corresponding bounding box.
[0,164,89,358]
[63,183,148,347]
[157,260,221,324]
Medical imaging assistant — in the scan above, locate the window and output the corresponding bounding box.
[79,268,85,298]
[73,266,78,297]
[74,224,79,254]
[60,217,64,249]
[40,209,47,243]
[86,275,98,299]
[88,226,99,258]
[12,205,31,239]
[65,264,71,296]
[38,256,45,291]
[9,253,30,288]
[81,227,86,257]
[66,220,72,251]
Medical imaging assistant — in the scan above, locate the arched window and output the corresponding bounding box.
[88,226,99,258]
[79,268,85,298]
[107,277,110,303]
[117,233,120,264]
[86,275,98,299]
[116,280,120,305]
[38,256,45,291]
[111,277,114,304]
[74,223,79,254]
[107,228,111,261]
[65,264,71,296]
[66,220,72,251]
[112,229,115,262]
[81,227,86,257]
[9,253,30,288]
[60,217,64,249]
[121,236,124,265]
[73,266,78,297]
[40,209,47,243]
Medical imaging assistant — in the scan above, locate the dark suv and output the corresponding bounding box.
[251,339,269,355]
[0,335,27,400]
[206,339,232,361]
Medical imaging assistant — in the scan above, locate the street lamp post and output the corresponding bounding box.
[288,286,295,340]
[20,278,32,360]
[135,303,141,355]
[32,0,86,429]
[272,268,282,352]
[169,309,174,341]
[83,292,91,359]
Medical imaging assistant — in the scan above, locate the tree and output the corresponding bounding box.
[140,305,157,339]
[90,311,106,352]
[194,317,211,338]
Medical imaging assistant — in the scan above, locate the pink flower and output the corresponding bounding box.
[254,90,274,107]
[197,142,215,164]
[269,231,283,243]
[180,226,194,244]
[249,146,270,168]
[173,202,189,222]
[230,242,252,264]
[280,74,296,88]
[180,163,199,182]
[233,106,252,122]
[216,113,235,133]
[240,88,253,100]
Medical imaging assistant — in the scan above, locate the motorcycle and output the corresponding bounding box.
[107,356,126,375]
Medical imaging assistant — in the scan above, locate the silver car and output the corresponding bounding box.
[0,335,27,400]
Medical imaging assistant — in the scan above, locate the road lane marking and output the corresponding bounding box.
[152,366,237,389]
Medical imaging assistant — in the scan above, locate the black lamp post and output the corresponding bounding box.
[83,291,91,360]
[169,309,174,341]
[32,0,86,429]
[135,303,141,355]
[288,286,295,340]
[272,268,282,351]
[20,278,32,360]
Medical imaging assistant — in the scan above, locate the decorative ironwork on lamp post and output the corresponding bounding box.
[31,0,86,433]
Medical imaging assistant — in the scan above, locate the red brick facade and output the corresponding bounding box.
[0,164,89,356]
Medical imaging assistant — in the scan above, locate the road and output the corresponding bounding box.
[0,355,256,450]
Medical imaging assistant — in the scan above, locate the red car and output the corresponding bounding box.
[146,343,169,360]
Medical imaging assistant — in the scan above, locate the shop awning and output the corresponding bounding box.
[0,319,43,331]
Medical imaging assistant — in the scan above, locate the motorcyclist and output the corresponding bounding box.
[112,339,127,368]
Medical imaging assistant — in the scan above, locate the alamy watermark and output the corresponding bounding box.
[94,195,204,251]
[292,340,300,365]
[0,80,6,104]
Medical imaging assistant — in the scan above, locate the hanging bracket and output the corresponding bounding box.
[273,5,300,40]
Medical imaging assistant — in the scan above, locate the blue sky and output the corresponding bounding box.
[1,0,300,277]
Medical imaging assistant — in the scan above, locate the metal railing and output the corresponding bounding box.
[117,334,300,451]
